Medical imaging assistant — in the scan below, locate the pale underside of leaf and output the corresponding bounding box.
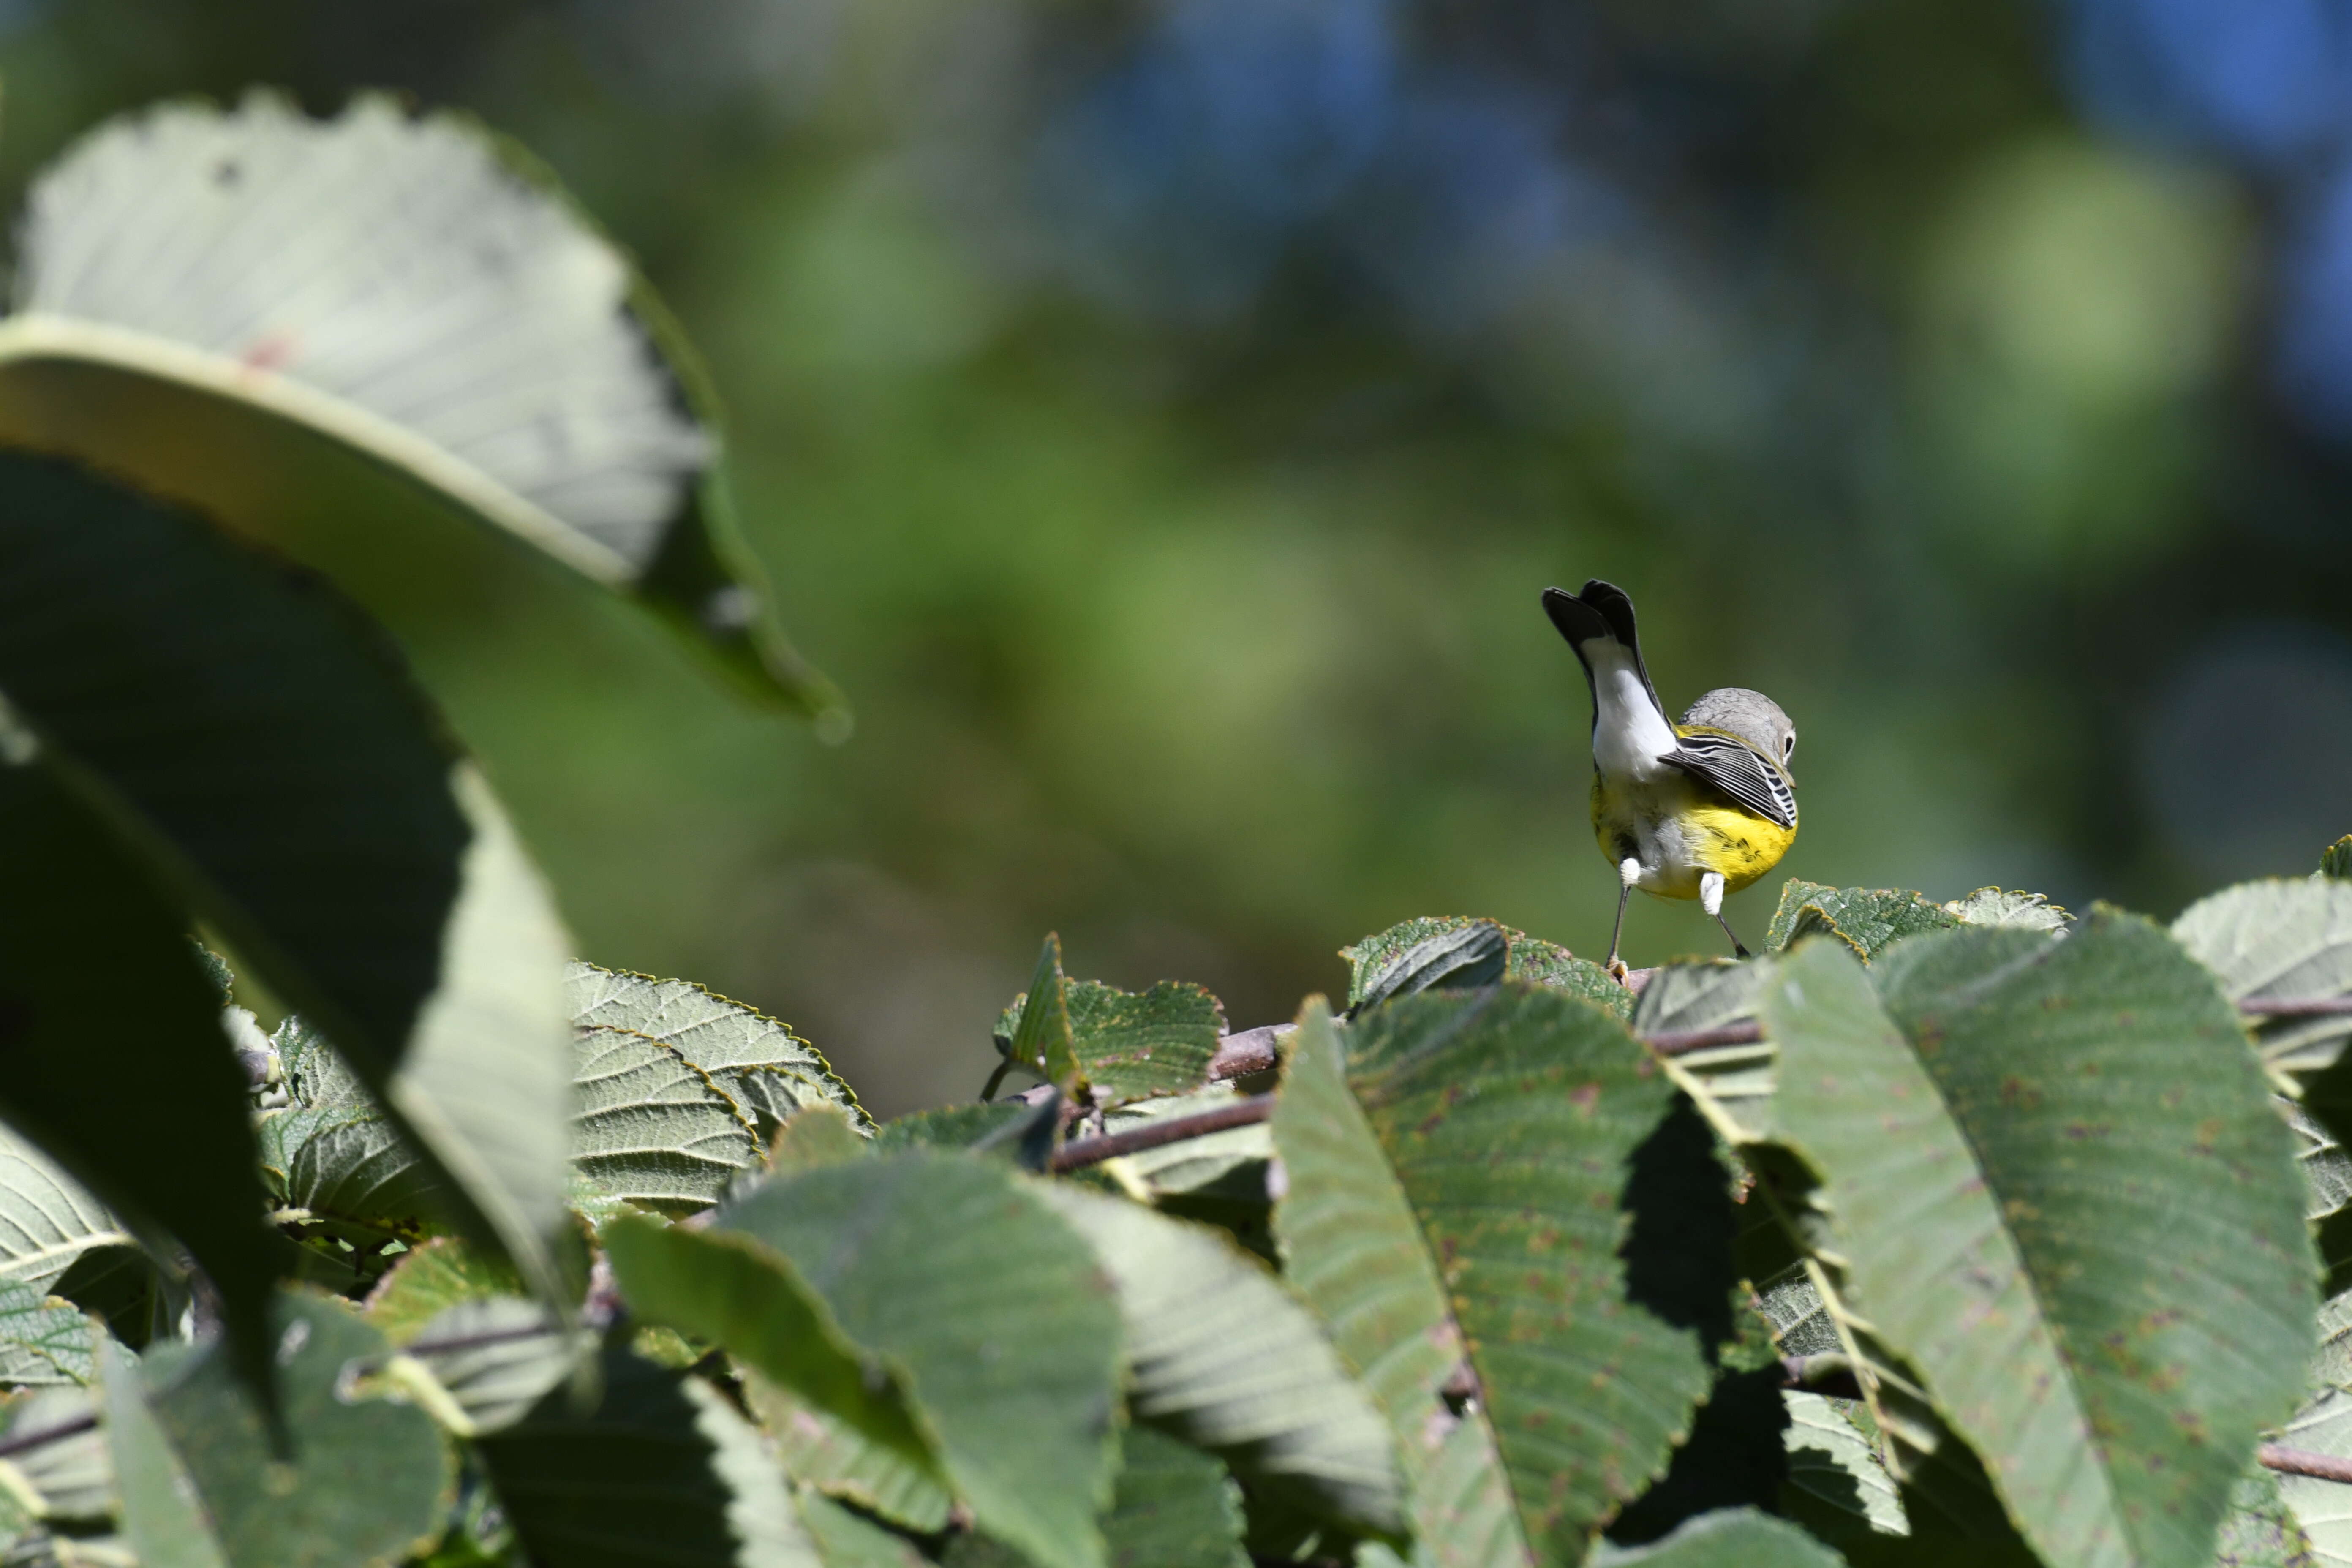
[2276,1286,2352,1563]
[14,95,705,570]
[388,1296,583,1437]
[1633,960,1769,1145]
[1780,1390,1908,1539]
[568,962,870,1135]
[0,1130,130,1296]
[570,1026,758,1212]
[2174,879,2352,1082]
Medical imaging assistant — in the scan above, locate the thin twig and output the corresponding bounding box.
[0,1412,93,1460]
[1049,1095,1274,1173]
[2246,998,2352,1018]
[2258,1444,2352,1485]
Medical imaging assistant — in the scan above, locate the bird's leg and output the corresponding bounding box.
[1700,870,1752,960]
[1606,857,1641,983]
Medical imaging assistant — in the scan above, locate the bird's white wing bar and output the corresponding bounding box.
[1666,733,1797,828]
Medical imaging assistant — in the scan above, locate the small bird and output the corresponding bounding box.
[1542,580,1798,977]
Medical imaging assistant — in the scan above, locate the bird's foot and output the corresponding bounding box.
[1605,956,1631,987]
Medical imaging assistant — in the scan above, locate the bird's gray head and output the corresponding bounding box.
[1682,687,1795,768]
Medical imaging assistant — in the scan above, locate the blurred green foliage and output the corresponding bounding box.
[8,0,2350,1113]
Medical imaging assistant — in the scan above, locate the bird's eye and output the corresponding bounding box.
[1782,735,1795,760]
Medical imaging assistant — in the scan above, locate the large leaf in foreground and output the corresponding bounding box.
[1764,923,2313,1568]
[604,1214,942,1521]
[0,761,280,1402]
[479,1346,818,1568]
[0,452,572,1301]
[944,1428,1249,1568]
[109,1293,452,1568]
[717,1152,1124,1568]
[2,93,836,717]
[569,964,868,1137]
[1030,1185,1398,1531]
[1272,992,1727,1567]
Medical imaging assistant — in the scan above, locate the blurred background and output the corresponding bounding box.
[7,0,2348,1114]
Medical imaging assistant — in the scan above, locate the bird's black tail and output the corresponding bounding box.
[1541,580,1665,717]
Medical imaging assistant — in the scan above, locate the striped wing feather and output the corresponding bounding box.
[1667,731,1797,829]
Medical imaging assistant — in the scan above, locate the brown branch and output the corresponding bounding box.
[1050,1095,1274,1173]
[2259,1443,2352,1485]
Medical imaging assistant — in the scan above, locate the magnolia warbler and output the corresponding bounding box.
[1542,579,1797,976]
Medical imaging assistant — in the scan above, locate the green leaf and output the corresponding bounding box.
[1029,1185,1399,1532]
[1064,981,1225,1105]
[0,452,574,1312]
[1763,921,2316,1568]
[1095,1087,1271,1201]
[1006,936,1081,1091]
[113,1293,454,1568]
[1096,1427,1249,1568]
[362,1236,525,1345]
[717,1152,1124,1568]
[2322,838,2352,881]
[873,1103,1033,1158]
[1346,920,1508,1010]
[2173,879,2352,1085]
[0,760,283,1405]
[0,1285,93,1388]
[2272,1283,2352,1562]
[1587,1508,1845,1567]
[569,963,870,1138]
[257,1013,436,1234]
[1271,992,1726,1567]
[98,1332,227,1568]
[0,1386,113,1527]
[1942,888,2072,932]
[1780,1391,1907,1544]
[389,1297,582,1437]
[1763,882,1959,958]
[1633,961,1770,1144]
[797,1490,931,1568]
[1608,1302,1789,1547]
[2210,1465,2316,1568]
[479,1346,821,1568]
[937,1429,1248,1568]
[0,1125,134,1296]
[768,1105,873,1174]
[571,1026,758,1215]
[1341,917,1630,1020]
[603,1214,942,1508]
[746,1374,954,1534]
[1,93,837,719]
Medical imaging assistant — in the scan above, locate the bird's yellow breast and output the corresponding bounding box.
[1589,770,1797,900]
